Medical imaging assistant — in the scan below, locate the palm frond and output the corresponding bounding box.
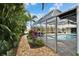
[42,3,45,10]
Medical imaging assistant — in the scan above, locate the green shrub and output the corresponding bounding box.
[34,39,44,47]
[28,39,32,44]
[7,48,16,56]
[27,33,44,47]
[0,4,28,55]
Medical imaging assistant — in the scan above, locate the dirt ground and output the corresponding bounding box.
[16,35,58,56]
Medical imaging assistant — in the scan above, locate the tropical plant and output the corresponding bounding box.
[27,36,44,48]
[34,39,44,47]
[42,3,45,10]
[0,24,17,55]
[27,30,44,47]
[26,12,37,28]
[0,3,29,55]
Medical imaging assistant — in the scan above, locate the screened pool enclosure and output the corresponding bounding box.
[32,6,79,56]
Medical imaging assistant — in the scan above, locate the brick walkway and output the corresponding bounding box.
[16,35,58,56]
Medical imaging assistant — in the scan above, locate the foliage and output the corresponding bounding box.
[28,30,37,38]
[26,12,37,22]
[27,38,33,44]
[27,33,44,47]
[42,3,45,10]
[0,24,17,55]
[0,3,30,55]
[26,12,37,28]
[34,39,44,47]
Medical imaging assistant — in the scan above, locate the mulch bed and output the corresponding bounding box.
[16,35,58,56]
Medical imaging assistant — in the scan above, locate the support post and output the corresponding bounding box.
[46,19,47,44]
[40,23,41,37]
[77,6,79,55]
[55,17,57,53]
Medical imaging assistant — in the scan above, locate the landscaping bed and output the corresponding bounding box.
[16,35,58,56]
[27,29,45,48]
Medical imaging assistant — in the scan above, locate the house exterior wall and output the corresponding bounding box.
[66,28,71,34]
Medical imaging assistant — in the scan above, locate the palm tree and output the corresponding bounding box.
[26,12,37,29]
[42,3,45,10]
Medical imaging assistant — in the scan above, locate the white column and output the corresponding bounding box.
[77,6,79,55]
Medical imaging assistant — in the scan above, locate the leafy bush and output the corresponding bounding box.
[27,38,32,44]
[34,39,44,47]
[0,4,28,55]
[7,48,16,56]
[0,24,17,55]
[27,35,44,47]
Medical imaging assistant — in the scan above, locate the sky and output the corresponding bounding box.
[25,3,77,19]
[24,3,77,29]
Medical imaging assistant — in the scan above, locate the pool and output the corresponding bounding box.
[57,34,77,40]
[43,33,77,40]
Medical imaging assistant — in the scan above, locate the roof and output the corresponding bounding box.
[58,6,77,19]
[34,9,61,24]
[34,6,78,25]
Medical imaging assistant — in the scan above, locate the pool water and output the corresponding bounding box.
[57,34,77,40]
[45,34,77,40]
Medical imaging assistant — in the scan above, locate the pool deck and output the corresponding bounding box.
[41,35,77,56]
